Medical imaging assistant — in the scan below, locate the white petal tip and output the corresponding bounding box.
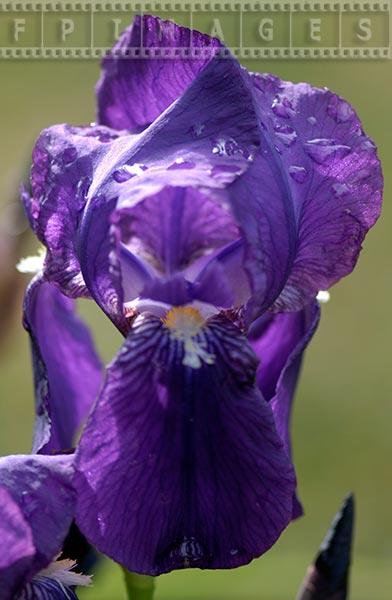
[16,248,45,274]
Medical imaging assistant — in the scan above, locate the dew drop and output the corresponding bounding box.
[304,138,351,165]
[167,537,205,568]
[331,182,349,198]
[30,199,40,220]
[351,167,371,182]
[113,168,132,183]
[307,116,317,125]
[212,137,250,159]
[327,97,355,123]
[289,165,308,183]
[76,176,92,209]
[230,548,239,556]
[360,139,376,152]
[212,139,226,156]
[274,123,297,147]
[113,163,148,182]
[253,73,279,93]
[272,95,295,119]
[211,164,241,177]
[61,147,77,165]
[167,158,196,170]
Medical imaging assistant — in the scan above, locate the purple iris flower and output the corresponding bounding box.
[21,15,382,575]
[0,453,90,599]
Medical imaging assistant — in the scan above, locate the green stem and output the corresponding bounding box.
[122,568,156,600]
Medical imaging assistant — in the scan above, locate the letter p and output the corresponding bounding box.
[61,18,74,42]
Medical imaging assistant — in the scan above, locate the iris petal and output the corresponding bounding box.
[230,74,383,315]
[23,276,102,454]
[0,487,35,599]
[80,53,260,327]
[0,455,75,588]
[16,578,78,600]
[25,124,125,299]
[119,187,238,276]
[97,14,222,132]
[249,302,320,517]
[75,313,296,575]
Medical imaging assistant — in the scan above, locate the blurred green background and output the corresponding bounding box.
[0,4,391,599]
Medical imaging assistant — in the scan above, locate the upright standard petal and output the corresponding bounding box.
[23,276,102,453]
[0,486,35,599]
[97,14,222,132]
[79,52,260,328]
[75,311,296,575]
[229,74,383,315]
[0,454,76,590]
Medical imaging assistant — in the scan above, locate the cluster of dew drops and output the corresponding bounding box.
[108,83,376,197]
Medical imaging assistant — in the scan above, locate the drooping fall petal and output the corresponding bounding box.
[23,276,102,453]
[75,312,296,575]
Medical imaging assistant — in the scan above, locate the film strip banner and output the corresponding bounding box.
[0,1,390,59]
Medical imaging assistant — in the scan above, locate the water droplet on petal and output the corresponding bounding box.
[272,95,295,119]
[225,138,243,156]
[274,123,297,147]
[230,548,239,556]
[211,164,241,177]
[212,139,226,156]
[331,182,349,198]
[304,138,351,165]
[350,167,371,183]
[212,137,251,159]
[166,537,205,569]
[327,97,355,123]
[61,147,77,165]
[167,158,196,170]
[289,165,308,183]
[360,139,376,152]
[113,168,133,183]
[307,116,317,125]
[113,163,148,182]
[76,176,91,209]
[253,73,279,93]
